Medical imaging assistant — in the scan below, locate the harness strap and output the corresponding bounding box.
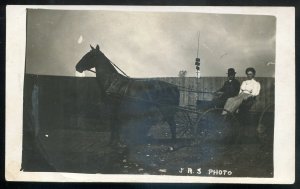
[88,69,96,74]
[87,61,129,78]
[124,79,134,96]
[109,60,130,78]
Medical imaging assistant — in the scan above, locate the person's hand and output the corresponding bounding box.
[241,89,251,93]
[245,94,254,100]
[214,91,223,97]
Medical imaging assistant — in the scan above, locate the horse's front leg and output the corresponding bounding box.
[109,101,126,148]
[109,117,120,145]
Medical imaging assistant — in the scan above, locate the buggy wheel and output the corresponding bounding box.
[174,108,200,139]
[194,108,240,153]
[257,104,274,148]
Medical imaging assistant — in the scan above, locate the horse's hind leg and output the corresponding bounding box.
[110,118,120,145]
[166,116,176,140]
[159,106,177,140]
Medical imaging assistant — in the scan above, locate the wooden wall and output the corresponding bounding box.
[155,77,275,112]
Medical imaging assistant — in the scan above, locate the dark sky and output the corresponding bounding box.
[25,9,276,77]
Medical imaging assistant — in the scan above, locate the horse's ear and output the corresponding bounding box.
[96,45,100,51]
[90,45,95,50]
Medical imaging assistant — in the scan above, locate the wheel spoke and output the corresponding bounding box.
[175,110,198,138]
[193,108,240,153]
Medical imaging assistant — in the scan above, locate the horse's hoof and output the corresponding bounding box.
[118,143,127,148]
[111,142,127,149]
[168,146,174,151]
[145,135,154,143]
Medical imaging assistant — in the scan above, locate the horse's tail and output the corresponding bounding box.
[172,84,180,106]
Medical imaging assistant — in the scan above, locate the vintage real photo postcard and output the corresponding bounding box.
[5,6,295,183]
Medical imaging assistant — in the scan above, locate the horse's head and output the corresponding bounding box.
[76,44,103,73]
[75,45,101,73]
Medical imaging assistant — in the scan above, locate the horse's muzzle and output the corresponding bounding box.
[75,65,83,73]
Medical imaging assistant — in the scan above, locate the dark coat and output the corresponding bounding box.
[219,78,241,99]
[214,78,240,108]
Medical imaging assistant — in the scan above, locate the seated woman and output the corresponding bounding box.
[222,67,261,115]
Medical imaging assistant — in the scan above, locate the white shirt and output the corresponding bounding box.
[239,79,261,96]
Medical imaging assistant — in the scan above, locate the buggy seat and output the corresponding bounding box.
[196,96,257,115]
[236,96,257,124]
[238,96,256,114]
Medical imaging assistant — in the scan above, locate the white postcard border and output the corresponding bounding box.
[5,5,295,184]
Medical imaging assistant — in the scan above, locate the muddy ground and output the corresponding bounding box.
[22,113,273,178]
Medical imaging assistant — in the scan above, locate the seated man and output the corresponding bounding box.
[222,67,261,115]
[214,68,240,108]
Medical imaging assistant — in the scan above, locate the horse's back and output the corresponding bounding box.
[126,79,179,106]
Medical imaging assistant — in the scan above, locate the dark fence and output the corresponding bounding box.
[23,74,274,132]
[23,74,109,132]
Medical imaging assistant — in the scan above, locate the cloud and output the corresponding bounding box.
[26,10,276,77]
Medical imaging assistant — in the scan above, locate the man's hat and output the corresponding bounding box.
[227,68,236,75]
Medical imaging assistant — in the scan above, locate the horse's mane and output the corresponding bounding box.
[98,50,132,79]
[97,50,118,74]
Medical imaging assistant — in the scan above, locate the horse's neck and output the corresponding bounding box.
[95,63,120,91]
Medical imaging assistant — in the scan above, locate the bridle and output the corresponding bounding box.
[86,60,130,78]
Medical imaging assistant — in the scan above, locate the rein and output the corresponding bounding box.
[88,69,96,74]
[84,56,214,94]
[86,69,215,94]
[109,60,130,78]
[86,60,130,78]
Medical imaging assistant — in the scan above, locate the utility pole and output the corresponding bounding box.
[195,31,201,78]
[194,32,201,101]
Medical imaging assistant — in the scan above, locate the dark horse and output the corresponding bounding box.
[76,45,179,145]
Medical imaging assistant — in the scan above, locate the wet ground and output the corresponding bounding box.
[22,114,273,177]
